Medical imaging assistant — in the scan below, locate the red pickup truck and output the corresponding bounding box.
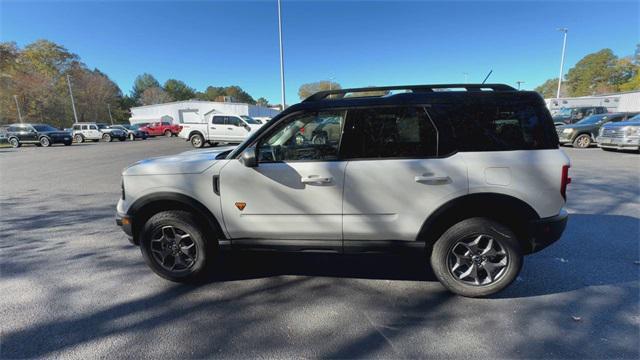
[139,121,182,137]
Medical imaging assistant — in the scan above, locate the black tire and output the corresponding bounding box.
[64,141,72,146]
[74,134,84,143]
[430,217,523,297]
[39,137,51,147]
[102,133,112,142]
[128,133,135,141]
[573,134,591,148]
[9,138,20,148]
[190,133,204,148]
[140,210,215,282]
[164,130,172,137]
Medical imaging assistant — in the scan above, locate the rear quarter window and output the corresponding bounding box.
[428,98,558,154]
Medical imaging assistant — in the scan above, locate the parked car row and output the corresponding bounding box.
[556,113,639,151]
[2,121,185,148]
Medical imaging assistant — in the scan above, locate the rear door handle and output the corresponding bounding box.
[301,175,332,184]
[415,175,451,184]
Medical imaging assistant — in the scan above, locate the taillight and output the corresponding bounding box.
[561,165,571,200]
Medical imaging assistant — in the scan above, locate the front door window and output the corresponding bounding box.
[256,110,345,162]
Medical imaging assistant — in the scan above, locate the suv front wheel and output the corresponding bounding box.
[140,210,214,282]
[573,134,592,148]
[430,218,522,297]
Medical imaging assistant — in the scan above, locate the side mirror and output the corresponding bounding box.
[240,147,257,168]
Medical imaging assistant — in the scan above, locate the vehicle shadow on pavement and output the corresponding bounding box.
[497,213,639,298]
[206,252,437,282]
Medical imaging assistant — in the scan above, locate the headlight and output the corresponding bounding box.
[624,126,640,137]
[562,128,574,134]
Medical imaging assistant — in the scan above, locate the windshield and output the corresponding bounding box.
[575,114,606,125]
[241,115,260,124]
[33,124,59,132]
[557,108,573,116]
[628,114,640,122]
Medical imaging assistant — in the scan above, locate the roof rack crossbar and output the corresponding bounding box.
[303,83,516,102]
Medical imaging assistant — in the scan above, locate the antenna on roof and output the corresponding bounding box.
[481,70,493,84]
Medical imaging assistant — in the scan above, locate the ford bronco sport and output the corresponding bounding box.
[116,84,570,297]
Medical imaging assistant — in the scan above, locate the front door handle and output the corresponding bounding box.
[228,127,234,130]
[210,127,216,129]
[301,175,332,184]
[415,175,451,184]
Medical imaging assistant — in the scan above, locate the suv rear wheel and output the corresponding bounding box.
[9,138,20,148]
[74,134,84,143]
[140,210,214,282]
[430,218,522,297]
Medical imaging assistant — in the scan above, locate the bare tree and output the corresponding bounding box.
[140,87,172,105]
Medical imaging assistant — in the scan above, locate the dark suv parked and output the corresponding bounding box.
[6,123,72,148]
[556,113,638,148]
[552,106,608,125]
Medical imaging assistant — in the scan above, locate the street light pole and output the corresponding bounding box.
[516,81,524,90]
[107,103,114,125]
[13,95,23,123]
[67,75,79,123]
[556,28,568,99]
[277,0,286,110]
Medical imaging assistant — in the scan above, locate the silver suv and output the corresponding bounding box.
[116,84,570,297]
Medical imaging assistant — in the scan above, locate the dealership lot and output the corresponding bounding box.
[0,139,638,359]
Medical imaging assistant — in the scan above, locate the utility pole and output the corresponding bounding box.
[277,0,286,110]
[13,95,23,123]
[516,81,524,90]
[556,28,568,99]
[107,103,114,125]
[67,75,79,123]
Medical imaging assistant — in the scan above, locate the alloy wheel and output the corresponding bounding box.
[576,135,590,148]
[10,138,19,148]
[40,137,50,147]
[447,234,509,286]
[150,225,198,272]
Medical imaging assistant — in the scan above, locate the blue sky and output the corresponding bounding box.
[1,1,638,104]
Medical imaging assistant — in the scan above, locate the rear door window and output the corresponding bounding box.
[428,98,558,153]
[341,106,437,159]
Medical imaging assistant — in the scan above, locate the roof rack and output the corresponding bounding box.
[303,83,517,102]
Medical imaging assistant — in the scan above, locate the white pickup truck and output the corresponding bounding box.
[178,114,263,148]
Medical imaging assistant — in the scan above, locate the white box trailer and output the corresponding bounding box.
[545,90,640,114]
[129,100,280,125]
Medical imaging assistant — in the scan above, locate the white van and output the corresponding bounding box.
[178,114,263,148]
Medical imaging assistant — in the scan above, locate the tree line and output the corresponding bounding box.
[534,45,639,98]
[0,40,271,128]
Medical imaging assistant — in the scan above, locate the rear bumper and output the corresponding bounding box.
[527,209,568,253]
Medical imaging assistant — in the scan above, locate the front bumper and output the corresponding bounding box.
[596,136,640,150]
[116,212,134,243]
[527,209,568,253]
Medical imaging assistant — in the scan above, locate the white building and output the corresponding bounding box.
[545,90,640,113]
[129,100,280,125]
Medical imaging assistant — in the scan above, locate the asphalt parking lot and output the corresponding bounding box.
[1,138,638,359]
